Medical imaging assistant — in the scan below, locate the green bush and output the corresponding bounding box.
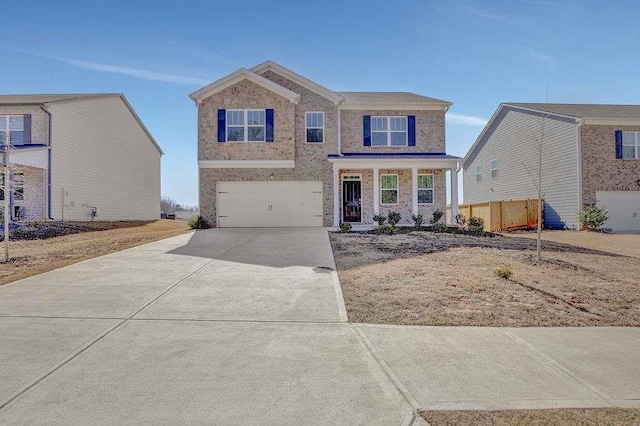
[188,215,210,229]
[468,216,484,229]
[340,222,352,233]
[377,224,394,235]
[431,208,445,224]
[387,211,401,227]
[494,265,512,279]
[467,225,483,236]
[578,203,609,231]
[411,213,424,229]
[372,214,387,226]
[431,222,448,233]
[455,213,466,226]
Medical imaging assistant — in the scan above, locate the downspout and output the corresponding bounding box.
[40,105,53,220]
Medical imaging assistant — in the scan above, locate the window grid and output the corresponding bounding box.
[475,165,482,182]
[371,116,407,147]
[226,109,265,142]
[417,174,434,204]
[0,115,24,145]
[622,131,640,159]
[305,112,324,143]
[380,174,398,205]
[491,159,498,179]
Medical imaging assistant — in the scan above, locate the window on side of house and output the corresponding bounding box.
[0,115,24,145]
[13,173,24,201]
[380,174,398,204]
[305,112,324,143]
[371,116,407,147]
[622,131,640,159]
[226,109,265,142]
[491,159,498,179]
[475,164,482,182]
[417,174,434,204]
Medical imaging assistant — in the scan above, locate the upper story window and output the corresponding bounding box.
[226,109,265,142]
[475,164,482,182]
[491,159,498,179]
[622,131,640,159]
[305,112,324,143]
[371,116,407,147]
[0,116,24,145]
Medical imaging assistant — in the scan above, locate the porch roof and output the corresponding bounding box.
[328,152,461,160]
[328,152,461,169]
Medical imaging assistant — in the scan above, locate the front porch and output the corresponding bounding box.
[328,154,460,227]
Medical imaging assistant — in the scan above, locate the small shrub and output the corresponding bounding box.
[372,214,387,226]
[430,208,445,224]
[578,203,609,231]
[455,213,466,226]
[431,222,448,233]
[468,216,484,229]
[377,224,394,235]
[411,213,424,229]
[467,225,483,236]
[340,222,352,233]
[494,265,513,279]
[188,215,210,229]
[387,211,401,227]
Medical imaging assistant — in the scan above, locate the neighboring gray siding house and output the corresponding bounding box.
[0,94,163,221]
[463,103,640,231]
[190,61,462,228]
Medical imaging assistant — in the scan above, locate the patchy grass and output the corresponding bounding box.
[329,231,640,326]
[421,408,640,425]
[0,220,190,285]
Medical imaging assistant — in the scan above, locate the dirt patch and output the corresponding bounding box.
[421,408,640,425]
[0,220,190,285]
[329,231,640,326]
[4,221,156,240]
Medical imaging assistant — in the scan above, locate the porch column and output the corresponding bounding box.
[372,167,380,215]
[450,167,459,225]
[411,167,419,216]
[333,163,340,227]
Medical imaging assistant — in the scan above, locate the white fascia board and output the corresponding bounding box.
[341,102,450,111]
[189,68,300,105]
[250,61,344,105]
[327,157,459,170]
[582,118,640,126]
[198,160,295,169]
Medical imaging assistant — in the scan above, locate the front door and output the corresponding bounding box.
[343,180,362,223]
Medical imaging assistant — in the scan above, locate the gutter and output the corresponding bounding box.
[40,105,53,220]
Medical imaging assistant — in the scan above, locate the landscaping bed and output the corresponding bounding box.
[329,230,640,326]
[2,221,157,240]
[0,220,190,285]
[421,408,640,425]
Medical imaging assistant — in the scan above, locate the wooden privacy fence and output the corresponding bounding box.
[447,199,542,232]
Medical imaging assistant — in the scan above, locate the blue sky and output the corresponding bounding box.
[2,0,638,206]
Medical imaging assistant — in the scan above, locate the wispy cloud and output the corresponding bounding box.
[447,113,488,126]
[31,52,210,85]
[529,49,556,70]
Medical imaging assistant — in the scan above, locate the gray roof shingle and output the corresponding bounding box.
[337,92,451,105]
[507,103,640,119]
[0,93,120,105]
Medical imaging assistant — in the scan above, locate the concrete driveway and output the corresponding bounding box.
[0,229,412,425]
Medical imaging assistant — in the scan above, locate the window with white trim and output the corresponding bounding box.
[0,116,24,145]
[380,174,398,204]
[226,109,265,142]
[305,112,324,143]
[371,116,407,147]
[491,159,498,179]
[417,174,434,204]
[475,164,482,182]
[622,131,640,159]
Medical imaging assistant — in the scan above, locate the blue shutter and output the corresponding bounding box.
[265,109,274,142]
[23,114,32,144]
[217,109,226,142]
[407,115,416,146]
[615,130,623,159]
[363,115,371,146]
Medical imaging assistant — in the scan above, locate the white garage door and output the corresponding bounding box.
[217,181,323,227]
[596,191,640,232]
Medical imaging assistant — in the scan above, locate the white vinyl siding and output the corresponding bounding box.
[48,96,161,221]
[464,107,580,229]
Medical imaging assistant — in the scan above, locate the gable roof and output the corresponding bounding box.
[0,93,162,155]
[506,103,640,120]
[188,68,300,104]
[339,91,451,111]
[251,60,343,105]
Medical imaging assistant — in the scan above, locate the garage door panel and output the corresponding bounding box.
[596,191,640,232]
[218,181,323,227]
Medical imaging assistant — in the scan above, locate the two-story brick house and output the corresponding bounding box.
[191,61,461,228]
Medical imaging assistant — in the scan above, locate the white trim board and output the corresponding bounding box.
[198,160,295,169]
[328,158,459,170]
[341,103,449,111]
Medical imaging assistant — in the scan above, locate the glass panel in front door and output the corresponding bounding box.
[343,181,361,222]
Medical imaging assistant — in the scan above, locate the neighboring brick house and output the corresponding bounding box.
[0,94,162,221]
[463,103,640,231]
[190,61,461,228]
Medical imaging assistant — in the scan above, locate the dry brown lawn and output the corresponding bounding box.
[329,230,640,326]
[421,408,640,426]
[0,220,190,285]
